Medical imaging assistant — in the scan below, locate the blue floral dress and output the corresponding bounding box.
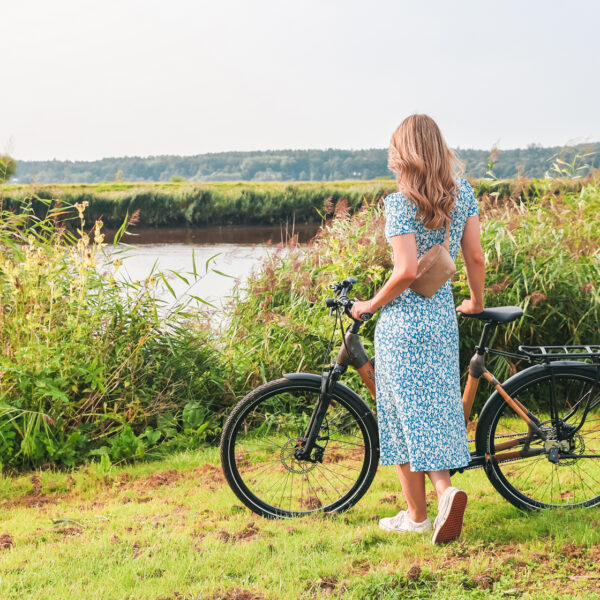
[374,177,479,471]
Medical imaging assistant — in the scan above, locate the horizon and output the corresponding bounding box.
[13,139,599,164]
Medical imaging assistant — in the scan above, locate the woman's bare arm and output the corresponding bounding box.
[350,233,418,319]
[456,215,485,314]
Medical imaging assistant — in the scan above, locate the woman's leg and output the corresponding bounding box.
[427,469,452,500]
[426,469,452,500]
[395,463,428,522]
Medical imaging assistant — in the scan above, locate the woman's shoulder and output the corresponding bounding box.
[383,190,414,207]
[383,191,416,217]
[455,176,474,195]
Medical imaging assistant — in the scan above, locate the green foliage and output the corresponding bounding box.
[0,154,17,183]
[10,142,600,183]
[3,177,592,229]
[2,180,395,227]
[0,196,226,469]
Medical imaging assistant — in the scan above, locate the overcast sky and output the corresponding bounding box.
[2,0,599,161]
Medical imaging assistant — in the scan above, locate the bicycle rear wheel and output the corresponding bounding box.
[220,376,379,518]
[476,364,600,509]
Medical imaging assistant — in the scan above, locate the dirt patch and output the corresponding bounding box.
[562,543,586,558]
[4,493,58,509]
[318,576,338,595]
[471,573,497,590]
[216,522,260,543]
[302,496,322,510]
[141,469,181,489]
[194,464,225,490]
[209,589,265,600]
[2,474,59,509]
[380,494,397,503]
[0,534,13,550]
[30,475,42,495]
[406,565,421,580]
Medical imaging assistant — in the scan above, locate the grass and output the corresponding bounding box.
[2,176,591,228]
[1,449,600,599]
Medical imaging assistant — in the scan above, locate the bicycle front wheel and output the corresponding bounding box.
[477,364,600,510]
[220,376,379,518]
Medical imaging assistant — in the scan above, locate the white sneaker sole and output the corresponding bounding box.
[432,489,467,544]
[379,519,432,533]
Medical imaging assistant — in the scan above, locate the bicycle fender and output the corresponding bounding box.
[283,372,376,417]
[477,360,598,426]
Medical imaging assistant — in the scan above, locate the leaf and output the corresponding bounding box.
[167,270,190,285]
[205,253,221,273]
[191,248,198,277]
[189,295,217,308]
[159,272,177,299]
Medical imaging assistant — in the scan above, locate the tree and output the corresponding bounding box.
[0,155,17,183]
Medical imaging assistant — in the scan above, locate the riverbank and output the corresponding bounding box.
[3,176,590,228]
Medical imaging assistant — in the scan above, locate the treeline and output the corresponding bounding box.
[3,178,590,228]
[12,143,599,184]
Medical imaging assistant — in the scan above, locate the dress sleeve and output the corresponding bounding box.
[384,194,416,237]
[462,179,479,217]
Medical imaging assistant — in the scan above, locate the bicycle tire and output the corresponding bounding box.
[476,362,600,510]
[220,376,380,518]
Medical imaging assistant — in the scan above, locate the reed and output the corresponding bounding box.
[3,176,592,228]
[0,196,225,469]
[220,178,600,412]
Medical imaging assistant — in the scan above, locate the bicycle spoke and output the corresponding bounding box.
[490,371,600,508]
[223,382,374,516]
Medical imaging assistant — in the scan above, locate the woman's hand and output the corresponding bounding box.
[350,300,373,321]
[456,299,483,315]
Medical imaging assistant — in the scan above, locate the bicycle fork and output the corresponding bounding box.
[294,328,375,463]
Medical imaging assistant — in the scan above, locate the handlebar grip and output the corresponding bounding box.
[326,298,336,308]
[360,312,373,321]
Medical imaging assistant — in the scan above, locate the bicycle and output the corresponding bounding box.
[220,276,600,518]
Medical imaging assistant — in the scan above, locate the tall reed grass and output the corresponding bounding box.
[220,179,600,412]
[3,177,592,228]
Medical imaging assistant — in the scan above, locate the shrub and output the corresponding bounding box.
[0,197,225,469]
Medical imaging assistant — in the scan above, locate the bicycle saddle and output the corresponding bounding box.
[458,305,523,323]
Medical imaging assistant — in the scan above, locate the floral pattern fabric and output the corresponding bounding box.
[374,177,479,471]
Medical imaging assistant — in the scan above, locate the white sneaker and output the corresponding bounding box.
[379,510,432,533]
[432,487,468,544]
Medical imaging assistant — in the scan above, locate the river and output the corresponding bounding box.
[104,224,319,311]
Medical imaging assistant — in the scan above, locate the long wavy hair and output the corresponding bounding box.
[387,114,464,229]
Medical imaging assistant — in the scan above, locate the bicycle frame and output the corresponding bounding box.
[296,281,600,470]
[328,318,552,471]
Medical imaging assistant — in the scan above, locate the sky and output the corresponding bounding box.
[2,0,599,161]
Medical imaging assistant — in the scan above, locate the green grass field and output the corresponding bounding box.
[1,448,600,600]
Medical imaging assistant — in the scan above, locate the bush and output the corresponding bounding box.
[0,197,225,469]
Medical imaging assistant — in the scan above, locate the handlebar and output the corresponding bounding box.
[326,277,372,322]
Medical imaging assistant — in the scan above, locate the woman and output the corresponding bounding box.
[350,114,485,544]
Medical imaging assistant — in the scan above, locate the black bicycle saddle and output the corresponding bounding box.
[458,305,523,323]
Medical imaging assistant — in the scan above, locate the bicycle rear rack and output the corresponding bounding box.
[518,345,600,363]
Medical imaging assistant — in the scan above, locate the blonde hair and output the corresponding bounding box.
[387,114,464,229]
